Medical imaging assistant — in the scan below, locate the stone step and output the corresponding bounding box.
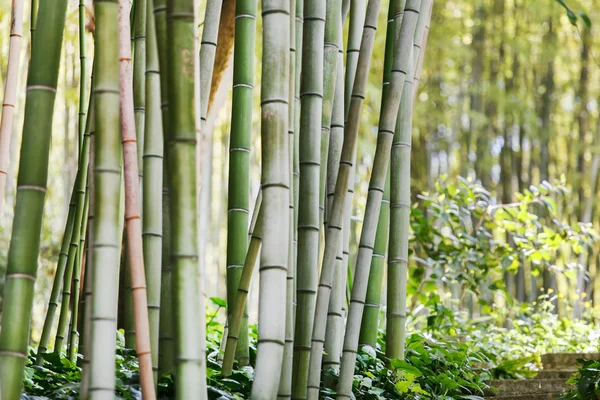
[486,394,561,400]
[485,379,568,396]
[541,352,600,369]
[534,369,576,380]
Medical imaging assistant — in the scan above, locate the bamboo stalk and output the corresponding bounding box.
[291,0,326,395]
[143,0,164,385]
[154,0,175,376]
[322,0,344,376]
[336,2,422,396]
[306,1,382,398]
[87,0,122,396]
[358,0,402,349]
[251,0,290,397]
[225,0,257,368]
[387,0,432,360]
[0,0,25,217]
[278,0,297,395]
[118,0,156,397]
[165,0,206,395]
[0,1,68,397]
[37,193,76,363]
[222,194,262,376]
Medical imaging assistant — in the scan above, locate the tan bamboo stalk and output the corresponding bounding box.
[0,0,25,217]
[118,0,156,398]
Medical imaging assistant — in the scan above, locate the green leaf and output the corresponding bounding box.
[210,297,227,308]
[390,359,423,377]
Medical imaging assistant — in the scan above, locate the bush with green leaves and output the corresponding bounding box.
[560,359,600,399]
[408,177,597,311]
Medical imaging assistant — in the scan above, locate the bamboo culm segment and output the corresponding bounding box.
[119,0,156,397]
[225,0,257,368]
[278,0,297,396]
[53,96,92,357]
[88,0,122,398]
[306,1,382,398]
[291,0,325,396]
[323,17,346,376]
[37,195,76,364]
[166,0,206,396]
[386,48,414,361]
[223,195,263,376]
[0,0,25,217]
[0,1,68,398]
[358,0,402,349]
[143,0,164,385]
[387,0,432,360]
[199,0,222,125]
[251,0,290,398]
[336,2,421,397]
[154,0,175,377]
[343,0,367,119]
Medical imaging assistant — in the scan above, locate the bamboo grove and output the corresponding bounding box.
[1,0,600,399]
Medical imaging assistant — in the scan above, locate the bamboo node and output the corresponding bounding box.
[17,185,47,193]
[0,350,28,359]
[6,272,36,281]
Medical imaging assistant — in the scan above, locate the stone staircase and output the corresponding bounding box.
[484,353,600,399]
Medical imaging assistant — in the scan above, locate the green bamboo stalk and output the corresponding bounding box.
[153,0,175,376]
[318,0,340,240]
[0,0,24,217]
[87,0,122,397]
[322,0,345,376]
[79,107,95,399]
[53,100,92,356]
[222,194,262,376]
[387,0,431,360]
[343,0,366,119]
[36,193,76,364]
[165,0,206,396]
[251,0,290,397]
[291,0,325,395]
[358,0,401,349]
[293,0,303,326]
[142,0,163,385]
[386,50,414,361]
[226,0,257,368]
[306,1,382,398]
[68,189,90,362]
[336,2,421,397]
[0,1,68,397]
[30,0,38,39]
[278,0,297,396]
[67,0,91,360]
